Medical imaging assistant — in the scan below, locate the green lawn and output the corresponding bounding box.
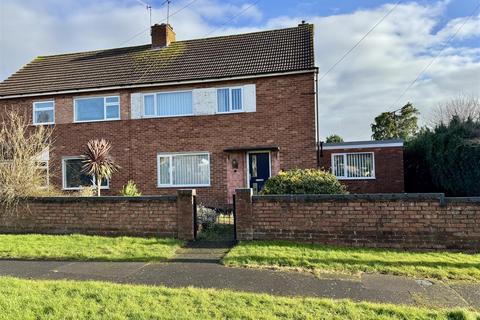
[0,234,182,261]
[223,241,480,282]
[0,277,477,320]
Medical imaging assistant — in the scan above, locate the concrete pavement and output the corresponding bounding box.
[0,242,477,310]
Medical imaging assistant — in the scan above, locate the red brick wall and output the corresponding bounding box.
[226,150,281,204]
[235,191,480,250]
[0,191,196,239]
[226,151,246,204]
[0,73,316,206]
[320,147,404,193]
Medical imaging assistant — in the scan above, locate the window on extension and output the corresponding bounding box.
[332,152,375,180]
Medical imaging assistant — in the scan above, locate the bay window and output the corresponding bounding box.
[157,152,210,187]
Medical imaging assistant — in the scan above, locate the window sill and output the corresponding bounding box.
[73,118,120,124]
[216,110,245,115]
[142,114,195,119]
[157,184,211,188]
[62,187,110,191]
[32,122,55,126]
[336,177,376,181]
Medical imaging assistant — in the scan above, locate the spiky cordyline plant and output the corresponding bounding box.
[82,139,120,196]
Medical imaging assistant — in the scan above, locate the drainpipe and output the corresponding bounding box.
[314,67,321,168]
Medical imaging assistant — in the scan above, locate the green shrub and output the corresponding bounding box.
[262,169,347,195]
[405,117,480,196]
[197,205,219,230]
[120,180,142,197]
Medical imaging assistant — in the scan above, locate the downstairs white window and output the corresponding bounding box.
[37,161,49,187]
[157,153,210,187]
[62,157,109,190]
[332,152,375,179]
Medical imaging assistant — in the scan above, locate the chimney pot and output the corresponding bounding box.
[151,23,176,48]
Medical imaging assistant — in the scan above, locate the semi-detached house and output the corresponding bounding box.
[0,22,405,207]
[0,23,318,206]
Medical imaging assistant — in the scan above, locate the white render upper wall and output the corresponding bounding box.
[130,84,256,119]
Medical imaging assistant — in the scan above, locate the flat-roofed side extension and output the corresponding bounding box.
[319,140,404,193]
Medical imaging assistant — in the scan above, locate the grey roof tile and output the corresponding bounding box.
[0,24,315,97]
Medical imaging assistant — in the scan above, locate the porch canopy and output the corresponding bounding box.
[223,145,280,152]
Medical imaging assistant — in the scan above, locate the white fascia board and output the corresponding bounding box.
[322,142,404,150]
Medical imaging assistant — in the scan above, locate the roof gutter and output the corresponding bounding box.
[0,69,317,100]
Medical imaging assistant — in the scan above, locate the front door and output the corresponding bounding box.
[248,152,270,193]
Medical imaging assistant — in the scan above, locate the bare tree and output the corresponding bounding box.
[430,94,480,127]
[0,111,54,209]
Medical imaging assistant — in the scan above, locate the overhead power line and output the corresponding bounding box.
[203,0,262,37]
[318,0,402,83]
[391,1,480,109]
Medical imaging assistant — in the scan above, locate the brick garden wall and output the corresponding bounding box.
[235,189,480,250]
[0,190,196,239]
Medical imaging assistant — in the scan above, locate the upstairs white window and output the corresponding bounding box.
[157,152,210,187]
[33,101,55,125]
[217,87,243,113]
[332,152,375,179]
[62,157,109,190]
[74,96,120,122]
[143,91,193,117]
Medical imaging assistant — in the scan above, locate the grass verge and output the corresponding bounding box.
[0,276,477,320]
[0,234,182,261]
[223,241,480,282]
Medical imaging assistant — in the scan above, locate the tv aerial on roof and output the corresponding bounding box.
[135,0,153,26]
[135,0,173,26]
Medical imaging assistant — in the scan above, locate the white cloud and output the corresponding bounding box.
[437,13,480,41]
[195,1,262,22]
[0,0,479,140]
[282,1,480,140]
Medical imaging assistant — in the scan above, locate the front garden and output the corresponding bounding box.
[223,241,480,282]
[0,234,182,261]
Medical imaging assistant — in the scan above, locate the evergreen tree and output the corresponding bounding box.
[325,134,344,143]
[371,103,419,140]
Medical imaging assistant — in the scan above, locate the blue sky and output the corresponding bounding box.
[1,0,479,139]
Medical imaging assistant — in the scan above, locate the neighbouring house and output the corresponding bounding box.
[0,23,405,206]
[319,139,404,193]
[0,23,317,206]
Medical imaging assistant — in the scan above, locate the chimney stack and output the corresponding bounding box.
[151,23,176,49]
